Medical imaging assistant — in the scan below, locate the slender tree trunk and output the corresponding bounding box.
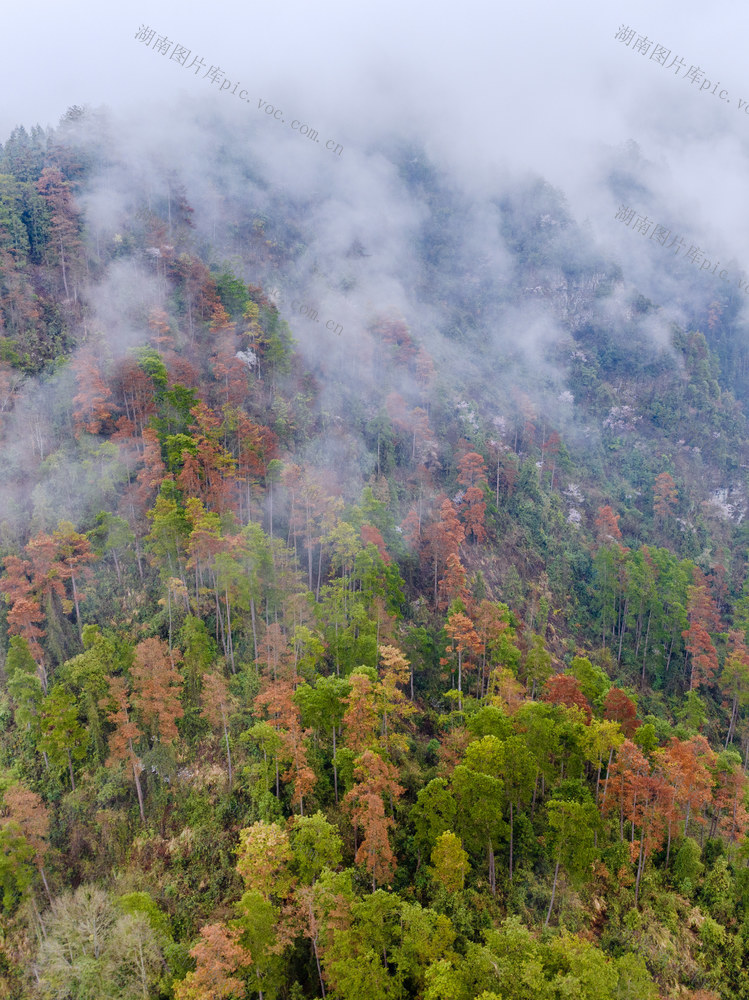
[310,911,326,998]
[665,633,675,674]
[726,694,739,747]
[634,833,646,907]
[640,609,652,688]
[66,748,75,790]
[601,747,614,811]
[545,860,560,927]
[619,778,625,841]
[306,507,314,591]
[250,597,258,668]
[634,603,644,658]
[488,839,496,896]
[69,568,82,635]
[225,588,236,674]
[214,581,227,657]
[709,809,720,840]
[131,752,146,824]
[509,802,514,881]
[617,597,628,664]
[59,237,69,299]
[631,793,637,845]
[30,892,47,944]
[332,726,338,804]
[40,866,53,905]
[223,716,233,787]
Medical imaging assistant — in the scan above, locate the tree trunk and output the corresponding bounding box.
[66,748,75,790]
[634,833,646,907]
[250,597,258,668]
[310,912,326,998]
[225,588,236,674]
[726,694,739,748]
[214,581,227,656]
[509,802,514,881]
[131,753,146,824]
[332,726,338,805]
[223,716,233,787]
[601,746,614,811]
[665,633,675,674]
[640,609,652,688]
[40,866,53,905]
[69,568,82,636]
[617,597,628,664]
[545,860,560,927]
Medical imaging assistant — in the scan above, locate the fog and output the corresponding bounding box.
[2,0,749,532]
[7,0,749,309]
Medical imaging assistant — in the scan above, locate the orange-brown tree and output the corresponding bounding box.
[100,676,146,824]
[345,750,404,890]
[130,637,184,743]
[443,612,482,711]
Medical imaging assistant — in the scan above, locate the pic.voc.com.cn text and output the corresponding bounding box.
[614,205,749,293]
[614,24,749,115]
[266,287,344,337]
[134,26,344,157]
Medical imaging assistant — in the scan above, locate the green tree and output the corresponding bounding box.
[430,831,470,892]
[568,655,609,707]
[58,625,125,765]
[544,798,597,926]
[453,736,506,895]
[523,634,552,699]
[497,735,536,880]
[290,811,343,884]
[411,777,458,868]
[179,614,216,708]
[38,685,89,789]
[295,674,350,804]
[5,634,43,735]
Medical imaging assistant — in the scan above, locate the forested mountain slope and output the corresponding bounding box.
[0,104,748,999]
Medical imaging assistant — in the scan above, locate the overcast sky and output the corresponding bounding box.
[6,0,749,303]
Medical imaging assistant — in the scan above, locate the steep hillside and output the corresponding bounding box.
[0,106,748,1000]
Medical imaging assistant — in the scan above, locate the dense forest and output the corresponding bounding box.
[2,104,749,999]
